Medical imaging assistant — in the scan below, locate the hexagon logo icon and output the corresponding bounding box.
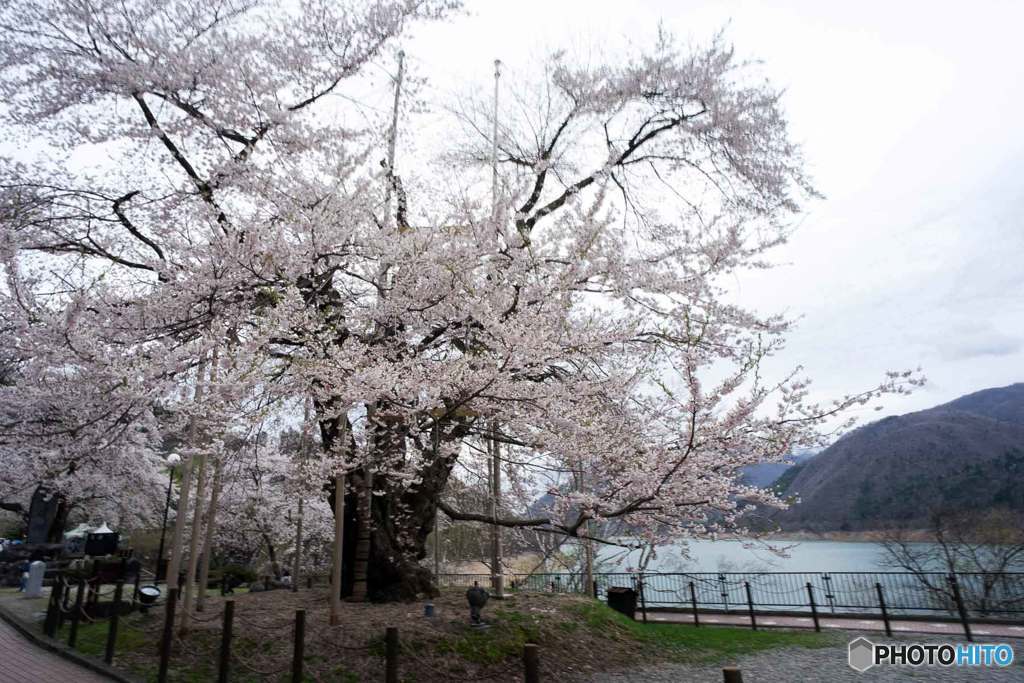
[848,637,875,672]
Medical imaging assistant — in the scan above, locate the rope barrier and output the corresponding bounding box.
[232,614,299,632]
[186,609,225,624]
[230,655,292,677]
[399,642,521,682]
[305,626,373,652]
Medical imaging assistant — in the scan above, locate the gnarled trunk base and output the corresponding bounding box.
[328,477,440,602]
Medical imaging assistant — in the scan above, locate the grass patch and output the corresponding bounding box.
[433,602,547,665]
[62,613,220,683]
[572,600,838,663]
[66,614,150,660]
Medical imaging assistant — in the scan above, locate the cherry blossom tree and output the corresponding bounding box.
[0,1,921,600]
[211,429,334,581]
[0,262,168,540]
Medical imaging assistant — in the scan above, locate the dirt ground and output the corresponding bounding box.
[117,587,647,682]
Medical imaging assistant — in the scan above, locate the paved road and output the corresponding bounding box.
[593,637,1024,682]
[646,610,1024,639]
[0,618,110,683]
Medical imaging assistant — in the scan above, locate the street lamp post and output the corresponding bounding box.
[155,452,181,583]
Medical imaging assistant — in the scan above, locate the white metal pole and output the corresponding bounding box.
[383,50,406,228]
[489,59,505,599]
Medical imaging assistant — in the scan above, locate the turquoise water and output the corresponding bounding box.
[598,538,900,573]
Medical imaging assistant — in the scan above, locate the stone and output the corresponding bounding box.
[24,560,45,597]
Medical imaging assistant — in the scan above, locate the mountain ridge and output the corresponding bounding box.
[771,383,1024,531]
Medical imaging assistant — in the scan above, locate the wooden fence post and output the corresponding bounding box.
[59,580,71,630]
[723,666,744,683]
[948,574,973,642]
[132,571,141,608]
[875,583,892,637]
[524,643,540,683]
[689,581,700,627]
[218,600,234,683]
[806,583,820,632]
[158,588,179,683]
[385,626,399,683]
[68,580,85,648]
[104,581,125,664]
[292,609,305,683]
[744,582,757,630]
[44,579,63,637]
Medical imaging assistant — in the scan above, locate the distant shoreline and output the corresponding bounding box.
[759,529,933,543]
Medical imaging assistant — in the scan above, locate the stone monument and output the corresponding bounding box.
[24,560,45,598]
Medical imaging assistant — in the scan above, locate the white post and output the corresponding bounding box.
[196,455,223,611]
[578,462,594,595]
[181,444,208,631]
[432,422,441,580]
[489,424,504,598]
[488,59,505,600]
[490,59,502,222]
[165,354,207,607]
[181,348,218,631]
[382,50,406,227]
[293,397,313,591]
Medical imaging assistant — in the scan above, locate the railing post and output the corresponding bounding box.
[385,626,399,683]
[105,581,125,664]
[689,581,700,627]
[744,581,757,630]
[723,666,744,683]
[823,573,835,613]
[158,588,179,683]
[637,573,648,624]
[218,600,234,683]
[719,574,729,612]
[948,574,973,642]
[292,609,305,683]
[806,582,820,632]
[44,578,63,637]
[592,579,599,600]
[67,579,85,648]
[875,582,892,638]
[524,643,540,683]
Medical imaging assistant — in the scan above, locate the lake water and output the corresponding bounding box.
[598,538,898,573]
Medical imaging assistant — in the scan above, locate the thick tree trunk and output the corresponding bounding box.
[26,485,69,545]
[319,404,463,602]
[257,529,282,579]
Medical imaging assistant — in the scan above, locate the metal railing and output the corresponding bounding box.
[437,571,1024,622]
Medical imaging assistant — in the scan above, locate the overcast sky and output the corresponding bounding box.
[400,0,1024,420]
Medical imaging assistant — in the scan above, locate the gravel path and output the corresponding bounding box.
[591,634,1024,682]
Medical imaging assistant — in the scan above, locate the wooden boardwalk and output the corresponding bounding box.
[0,618,110,683]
